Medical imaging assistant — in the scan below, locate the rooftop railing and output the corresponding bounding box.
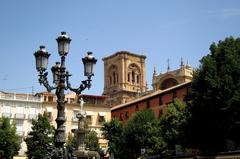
[0,93,42,102]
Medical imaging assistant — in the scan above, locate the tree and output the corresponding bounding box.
[186,37,240,154]
[66,132,77,149]
[0,117,20,159]
[123,109,161,159]
[25,113,55,159]
[159,99,188,157]
[101,118,124,159]
[85,130,99,151]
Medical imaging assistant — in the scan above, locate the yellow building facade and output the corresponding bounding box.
[42,92,111,149]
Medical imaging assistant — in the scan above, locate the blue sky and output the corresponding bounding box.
[0,0,240,95]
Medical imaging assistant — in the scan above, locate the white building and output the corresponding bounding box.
[0,91,42,156]
[0,91,111,157]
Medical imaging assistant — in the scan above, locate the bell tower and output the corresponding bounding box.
[102,51,146,106]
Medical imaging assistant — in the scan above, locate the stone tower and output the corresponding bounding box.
[102,51,147,106]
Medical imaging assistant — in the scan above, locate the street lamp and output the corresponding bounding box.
[34,32,97,159]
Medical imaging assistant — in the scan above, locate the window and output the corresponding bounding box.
[128,64,140,85]
[173,91,177,101]
[16,106,25,119]
[15,120,24,136]
[2,105,11,118]
[132,71,135,83]
[146,101,150,109]
[125,111,129,120]
[120,113,124,121]
[113,72,116,84]
[110,76,112,85]
[137,75,139,84]
[98,116,105,123]
[48,96,53,102]
[29,108,37,119]
[86,115,92,125]
[135,104,139,111]
[159,96,163,106]
[109,65,118,85]
[98,112,106,123]
[44,96,47,101]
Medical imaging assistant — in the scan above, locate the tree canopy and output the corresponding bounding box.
[159,99,188,157]
[124,109,161,159]
[85,130,99,151]
[0,117,20,159]
[25,113,55,159]
[101,118,124,159]
[102,109,163,159]
[186,37,240,154]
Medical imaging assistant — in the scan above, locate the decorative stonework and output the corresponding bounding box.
[152,60,193,91]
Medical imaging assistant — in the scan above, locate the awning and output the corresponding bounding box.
[86,111,94,116]
[99,112,107,116]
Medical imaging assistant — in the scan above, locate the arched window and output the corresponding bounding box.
[132,71,135,83]
[113,72,116,84]
[109,65,118,86]
[128,63,140,85]
[160,78,178,90]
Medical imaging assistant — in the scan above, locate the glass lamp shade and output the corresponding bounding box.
[51,62,60,84]
[34,46,50,72]
[82,52,97,76]
[56,32,71,56]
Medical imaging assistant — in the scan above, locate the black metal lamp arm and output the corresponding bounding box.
[38,71,56,92]
[66,72,93,95]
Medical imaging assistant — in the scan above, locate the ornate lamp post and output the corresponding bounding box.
[34,32,97,159]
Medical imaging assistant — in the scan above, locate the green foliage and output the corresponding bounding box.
[25,113,54,159]
[101,118,124,159]
[124,109,161,159]
[85,130,99,151]
[159,100,188,157]
[102,107,190,158]
[66,132,77,149]
[186,37,240,154]
[0,117,20,159]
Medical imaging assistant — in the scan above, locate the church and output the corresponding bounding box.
[102,51,193,124]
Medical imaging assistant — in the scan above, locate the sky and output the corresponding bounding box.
[0,0,240,95]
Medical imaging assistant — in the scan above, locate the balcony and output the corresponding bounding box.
[15,113,25,119]
[2,112,12,118]
[0,93,42,102]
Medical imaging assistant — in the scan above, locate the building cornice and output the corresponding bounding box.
[102,51,146,61]
[111,81,191,111]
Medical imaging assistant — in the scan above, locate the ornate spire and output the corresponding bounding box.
[180,57,184,68]
[186,60,191,68]
[167,58,170,72]
[153,66,157,76]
